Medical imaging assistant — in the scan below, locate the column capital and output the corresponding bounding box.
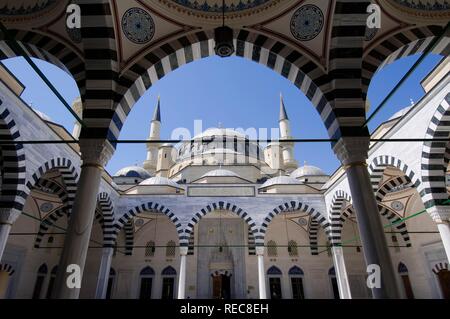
[333,137,370,166]
[428,206,450,224]
[0,208,20,225]
[255,246,265,256]
[179,246,189,256]
[80,139,115,167]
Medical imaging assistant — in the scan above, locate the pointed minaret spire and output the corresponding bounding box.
[152,95,161,122]
[279,93,289,121]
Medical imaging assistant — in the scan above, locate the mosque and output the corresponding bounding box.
[0,0,449,300]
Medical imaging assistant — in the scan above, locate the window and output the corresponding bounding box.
[32,264,48,299]
[328,267,339,299]
[46,266,58,299]
[398,262,414,299]
[289,266,305,299]
[145,241,155,257]
[139,266,155,299]
[267,266,283,299]
[106,268,115,299]
[288,240,298,257]
[267,240,278,257]
[161,266,177,300]
[166,240,176,257]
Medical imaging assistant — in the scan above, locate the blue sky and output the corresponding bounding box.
[2,53,442,176]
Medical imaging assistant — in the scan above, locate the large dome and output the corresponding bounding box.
[114,166,152,179]
[290,165,327,179]
[201,169,241,178]
[259,176,302,189]
[192,128,247,140]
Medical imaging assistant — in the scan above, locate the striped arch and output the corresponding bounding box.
[329,190,353,246]
[0,102,26,213]
[95,192,116,248]
[34,178,69,205]
[184,201,259,247]
[375,175,415,202]
[0,29,85,95]
[109,28,340,145]
[421,94,450,208]
[362,25,448,98]
[0,263,14,276]
[432,262,449,274]
[368,155,421,194]
[34,207,66,248]
[113,202,182,255]
[25,158,79,213]
[308,217,320,255]
[259,201,330,249]
[341,204,411,247]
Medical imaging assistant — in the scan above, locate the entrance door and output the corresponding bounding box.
[291,277,305,299]
[437,270,450,299]
[212,275,231,299]
[139,277,153,299]
[269,277,282,299]
[161,277,175,300]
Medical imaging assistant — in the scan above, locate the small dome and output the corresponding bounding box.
[259,176,301,188]
[139,176,182,188]
[201,169,240,178]
[290,165,327,179]
[114,166,152,179]
[389,105,413,121]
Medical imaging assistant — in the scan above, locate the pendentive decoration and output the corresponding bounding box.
[122,7,155,44]
[290,4,324,42]
[214,0,235,58]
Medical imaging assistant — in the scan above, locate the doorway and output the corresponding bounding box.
[436,269,450,299]
[212,274,231,299]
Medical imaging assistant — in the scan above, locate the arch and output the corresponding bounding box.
[37,263,48,274]
[267,266,282,275]
[108,28,344,145]
[328,266,336,276]
[33,178,69,205]
[184,201,259,247]
[161,266,177,276]
[34,207,66,248]
[260,201,330,247]
[0,263,14,276]
[26,157,80,212]
[0,29,86,95]
[95,192,116,248]
[368,155,421,194]
[0,102,26,213]
[362,25,447,98]
[432,262,449,274]
[328,190,352,246]
[421,93,450,208]
[289,266,304,276]
[309,217,320,256]
[375,175,415,202]
[123,220,134,256]
[398,262,409,274]
[341,204,411,247]
[140,266,155,276]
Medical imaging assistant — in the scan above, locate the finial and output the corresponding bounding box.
[410,98,415,106]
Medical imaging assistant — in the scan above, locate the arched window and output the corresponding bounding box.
[161,266,177,300]
[139,266,155,299]
[32,264,48,299]
[398,262,414,299]
[267,266,282,299]
[106,268,116,299]
[166,240,176,257]
[145,241,155,257]
[267,240,278,257]
[328,267,339,299]
[289,266,305,299]
[288,240,298,257]
[46,266,58,299]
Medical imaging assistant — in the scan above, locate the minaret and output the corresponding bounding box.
[279,94,298,173]
[143,96,161,174]
[72,97,82,139]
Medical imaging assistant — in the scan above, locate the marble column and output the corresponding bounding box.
[177,247,188,299]
[256,246,267,299]
[95,247,114,299]
[0,209,20,261]
[429,206,450,263]
[331,246,352,299]
[52,139,114,299]
[334,137,400,299]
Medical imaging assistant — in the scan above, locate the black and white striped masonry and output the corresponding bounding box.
[0,263,14,276]
[421,93,450,208]
[0,100,26,213]
[329,190,353,247]
[184,201,259,247]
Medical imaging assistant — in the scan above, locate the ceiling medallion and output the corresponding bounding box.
[290,4,324,42]
[121,7,155,45]
[390,201,405,211]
